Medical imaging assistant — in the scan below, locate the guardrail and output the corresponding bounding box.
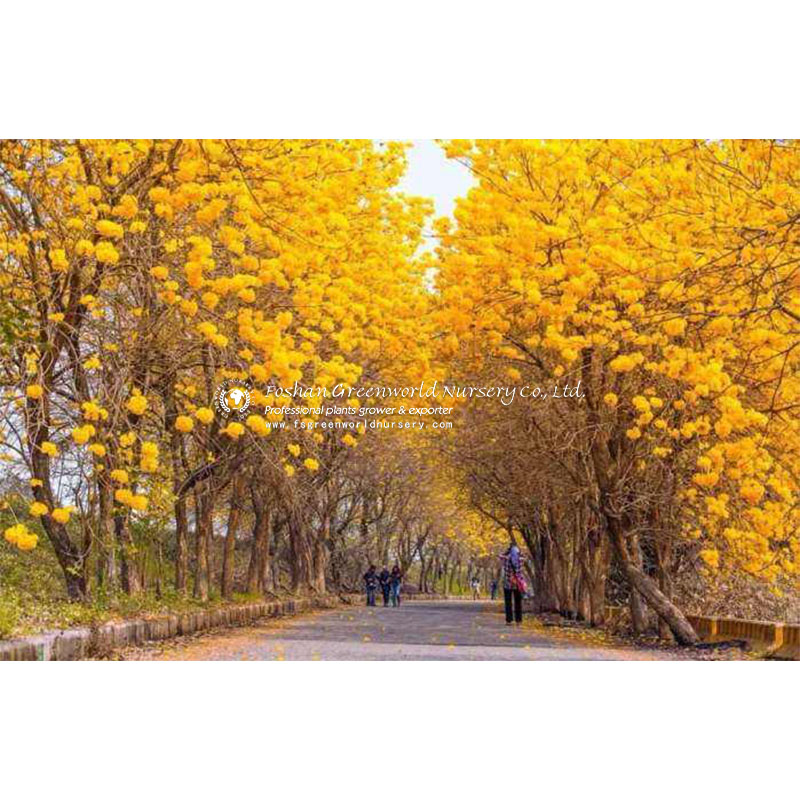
[524,600,799,658]
[685,614,800,658]
[606,605,798,658]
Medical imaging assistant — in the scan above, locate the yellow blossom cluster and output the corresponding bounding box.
[4,523,38,551]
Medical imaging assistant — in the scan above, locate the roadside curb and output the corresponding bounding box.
[685,614,800,659]
[0,597,331,661]
[518,600,799,660]
[0,592,453,661]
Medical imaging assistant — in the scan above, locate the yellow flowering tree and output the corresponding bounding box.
[434,139,800,642]
[0,139,430,601]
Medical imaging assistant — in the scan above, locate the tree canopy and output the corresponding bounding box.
[1,139,798,642]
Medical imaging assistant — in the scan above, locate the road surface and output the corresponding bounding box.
[128,600,677,660]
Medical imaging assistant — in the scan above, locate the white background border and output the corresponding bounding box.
[4,661,797,797]
[3,1,798,135]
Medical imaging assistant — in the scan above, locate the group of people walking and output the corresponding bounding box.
[362,542,527,625]
[364,564,403,607]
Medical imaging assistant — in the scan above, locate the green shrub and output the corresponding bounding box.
[0,596,19,639]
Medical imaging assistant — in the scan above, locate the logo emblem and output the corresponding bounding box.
[214,380,252,417]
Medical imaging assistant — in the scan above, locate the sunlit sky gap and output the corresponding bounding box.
[395,140,475,253]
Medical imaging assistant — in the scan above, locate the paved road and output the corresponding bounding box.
[132,600,675,661]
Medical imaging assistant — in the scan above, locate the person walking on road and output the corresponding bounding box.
[390,563,403,607]
[364,565,379,607]
[500,544,526,625]
[470,575,481,600]
[378,566,391,607]
[490,578,498,600]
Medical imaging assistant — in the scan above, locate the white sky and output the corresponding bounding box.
[395,140,475,252]
[397,139,474,219]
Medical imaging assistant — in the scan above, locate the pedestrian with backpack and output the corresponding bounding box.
[500,543,526,625]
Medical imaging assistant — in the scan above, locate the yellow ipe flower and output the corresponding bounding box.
[82,401,108,421]
[662,318,687,337]
[95,219,124,239]
[49,248,69,272]
[110,469,129,484]
[94,241,120,265]
[129,494,148,511]
[609,354,639,373]
[246,415,269,436]
[29,501,49,517]
[41,441,58,457]
[51,507,73,525]
[126,394,148,415]
[72,424,96,445]
[195,407,214,424]
[141,441,159,457]
[4,523,38,551]
[222,422,245,439]
[115,488,133,505]
[175,415,194,433]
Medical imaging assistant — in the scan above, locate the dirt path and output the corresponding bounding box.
[125,600,683,660]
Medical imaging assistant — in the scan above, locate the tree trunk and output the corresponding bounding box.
[193,483,214,600]
[222,475,245,599]
[96,475,118,590]
[430,550,440,593]
[26,396,87,600]
[308,500,330,595]
[115,514,142,595]
[45,504,89,600]
[155,542,164,599]
[247,497,271,595]
[607,519,697,645]
[290,520,314,594]
[162,383,189,593]
[655,540,675,641]
[174,494,189,594]
[44,515,87,600]
[521,526,560,613]
[584,530,609,626]
[311,534,327,594]
[628,534,647,634]
[580,347,697,646]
